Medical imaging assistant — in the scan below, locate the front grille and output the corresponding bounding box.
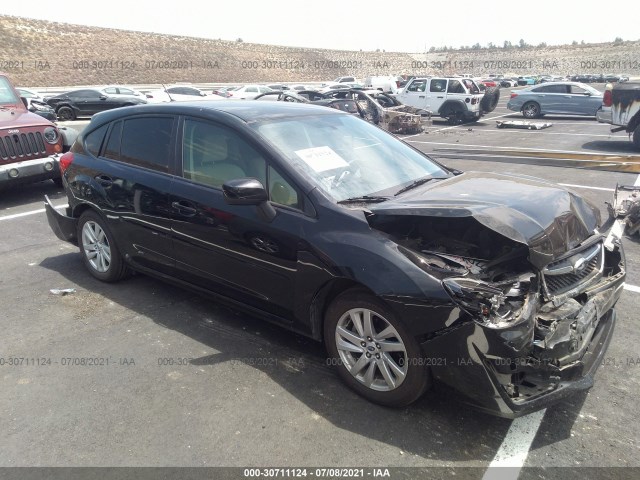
[0,132,47,161]
[542,242,603,297]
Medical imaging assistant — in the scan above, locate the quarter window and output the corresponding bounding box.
[103,121,123,160]
[84,124,109,157]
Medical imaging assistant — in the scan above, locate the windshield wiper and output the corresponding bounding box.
[337,195,390,204]
[394,177,441,196]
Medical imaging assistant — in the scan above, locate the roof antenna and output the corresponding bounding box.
[161,83,175,102]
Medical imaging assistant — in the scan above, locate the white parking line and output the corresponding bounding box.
[625,284,640,293]
[468,130,627,138]
[558,183,615,192]
[635,174,640,186]
[0,204,67,221]
[407,140,636,156]
[483,409,546,480]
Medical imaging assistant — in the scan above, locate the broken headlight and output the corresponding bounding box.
[443,277,531,328]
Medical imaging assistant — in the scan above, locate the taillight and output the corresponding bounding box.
[59,151,74,174]
[510,93,518,99]
[603,90,612,107]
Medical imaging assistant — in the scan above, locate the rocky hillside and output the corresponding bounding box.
[1,15,639,87]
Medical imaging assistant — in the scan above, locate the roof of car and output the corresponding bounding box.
[89,100,342,125]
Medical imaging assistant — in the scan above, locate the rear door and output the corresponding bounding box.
[91,115,178,274]
[568,84,602,115]
[427,78,448,113]
[168,116,306,318]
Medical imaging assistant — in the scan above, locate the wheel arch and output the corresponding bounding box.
[438,100,467,116]
[309,278,374,343]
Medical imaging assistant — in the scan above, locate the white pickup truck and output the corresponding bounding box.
[597,82,640,149]
[395,77,499,124]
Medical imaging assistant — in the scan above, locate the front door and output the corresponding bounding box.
[169,117,308,319]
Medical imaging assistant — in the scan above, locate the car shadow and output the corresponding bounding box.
[0,180,66,209]
[39,252,588,461]
[582,140,639,154]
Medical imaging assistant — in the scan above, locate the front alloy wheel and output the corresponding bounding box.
[336,308,408,391]
[325,290,431,407]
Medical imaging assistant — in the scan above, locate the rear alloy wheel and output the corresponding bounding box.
[324,290,430,407]
[57,106,76,121]
[522,101,541,119]
[78,211,128,282]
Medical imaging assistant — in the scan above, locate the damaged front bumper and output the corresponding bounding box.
[44,194,78,244]
[422,228,626,419]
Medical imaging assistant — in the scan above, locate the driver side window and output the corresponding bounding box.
[268,166,299,209]
[182,119,267,188]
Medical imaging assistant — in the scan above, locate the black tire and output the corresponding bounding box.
[324,289,431,407]
[633,125,640,150]
[444,109,464,125]
[77,210,128,282]
[57,106,76,121]
[480,87,500,114]
[522,101,541,119]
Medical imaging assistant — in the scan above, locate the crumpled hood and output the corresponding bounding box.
[370,172,601,268]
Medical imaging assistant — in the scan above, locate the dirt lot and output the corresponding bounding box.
[1,88,639,480]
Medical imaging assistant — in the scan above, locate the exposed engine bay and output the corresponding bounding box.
[368,213,625,402]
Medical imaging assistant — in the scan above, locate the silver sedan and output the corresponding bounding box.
[507,82,603,118]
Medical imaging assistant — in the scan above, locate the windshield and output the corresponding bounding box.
[0,77,21,105]
[251,113,450,202]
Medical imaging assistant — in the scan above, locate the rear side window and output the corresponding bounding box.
[84,124,109,157]
[117,117,174,172]
[430,79,447,92]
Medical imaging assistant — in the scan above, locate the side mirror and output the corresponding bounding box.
[20,96,28,108]
[584,92,591,96]
[100,95,107,100]
[223,178,268,205]
[223,178,276,222]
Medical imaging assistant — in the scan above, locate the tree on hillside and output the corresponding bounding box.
[236,38,243,43]
[614,37,623,44]
[572,40,578,45]
[538,42,547,48]
[518,39,528,48]
[503,40,512,49]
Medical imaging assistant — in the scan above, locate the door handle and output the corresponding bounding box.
[172,201,197,217]
[437,96,444,99]
[419,96,425,98]
[94,175,113,187]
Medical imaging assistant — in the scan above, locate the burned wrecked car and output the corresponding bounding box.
[324,88,431,134]
[45,102,625,418]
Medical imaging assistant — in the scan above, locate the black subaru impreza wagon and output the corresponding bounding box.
[45,101,626,417]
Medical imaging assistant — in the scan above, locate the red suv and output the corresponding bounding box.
[0,72,76,189]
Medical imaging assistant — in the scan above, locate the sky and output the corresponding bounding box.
[1,0,638,52]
